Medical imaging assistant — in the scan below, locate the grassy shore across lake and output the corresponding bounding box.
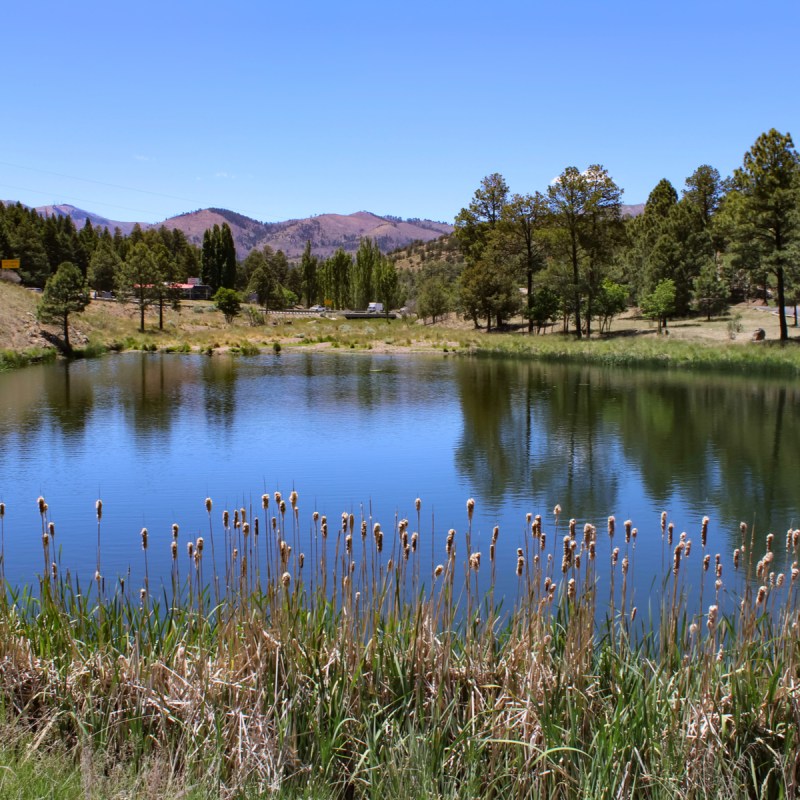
[2,279,800,375]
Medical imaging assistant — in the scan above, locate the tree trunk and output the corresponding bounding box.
[63,312,71,352]
[776,266,788,341]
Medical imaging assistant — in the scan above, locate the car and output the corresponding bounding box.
[309,305,326,312]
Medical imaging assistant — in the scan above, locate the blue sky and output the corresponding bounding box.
[2,0,798,224]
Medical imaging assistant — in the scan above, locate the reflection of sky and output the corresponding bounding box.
[0,353,796,620]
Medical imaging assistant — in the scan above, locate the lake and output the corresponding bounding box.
[0,351,798,610]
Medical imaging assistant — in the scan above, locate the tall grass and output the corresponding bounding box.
[0,493,798,798]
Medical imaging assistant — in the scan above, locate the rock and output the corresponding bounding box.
[752,328,766,341]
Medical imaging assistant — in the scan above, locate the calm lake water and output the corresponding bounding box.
[0,351,798,608]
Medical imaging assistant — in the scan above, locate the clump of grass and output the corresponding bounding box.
[0,493,798,798]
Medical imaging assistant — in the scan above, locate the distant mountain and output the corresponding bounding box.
[621,203,645,218]
[20,202,453,260]
[26,204,142,235]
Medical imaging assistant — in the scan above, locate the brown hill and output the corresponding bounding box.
[26,202,453,260]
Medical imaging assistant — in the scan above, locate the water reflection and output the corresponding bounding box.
[0,352,797,597]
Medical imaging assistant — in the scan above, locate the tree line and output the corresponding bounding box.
[410,128,800,341]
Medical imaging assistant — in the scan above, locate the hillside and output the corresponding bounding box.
[21,202,453,260]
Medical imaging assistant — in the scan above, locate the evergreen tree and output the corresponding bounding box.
[88,238,122,293]
[300,240,319,306]
[116,242,164,332]
[37,261,89,352]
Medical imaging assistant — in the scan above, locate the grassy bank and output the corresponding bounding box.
[0,494,798,798]
[2,279,800,377]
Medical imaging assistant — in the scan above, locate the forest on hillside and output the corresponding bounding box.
[3,128,799,340]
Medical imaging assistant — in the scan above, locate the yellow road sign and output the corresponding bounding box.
[1,259,20,269]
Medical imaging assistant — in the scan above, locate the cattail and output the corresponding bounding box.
[312,510,319,523]
[95,499,103,520]
[707,604,718,630]
[140,588,146,603]
[233,509,239,528]
[701,516,709,547]
[469,552,481,572]
[612,547,620,567]
[141,528,148,550]
[446,529,455,556]
[272,516,278,532]
[172,523,179,539]
[415,498,421,512]
[274,491,282,504]
[348,513,354,533]
[622,556,629,575]
[567,578,576,601]
[489,543,495,561]
[223,510,229,527]
[756,585,767,605]
[608,516,616,538]
[345,534,352,554]
[553,504,561,517]
[290,490,298,508]
[42,532,49,548]
[632,527,638,542]
[766,533,774,553]
[411,532,418,552]
[299,553,304,568]
[242,522,250,537]
[95,569,102,584]
[206,497,213,513]
[684,539,691,557]
[262,495,269,510]
[689,622,698,636]
[37,496,46,514]
[467,498,475,521]
[569,518,576,539]
[668,522,674,546]
[589,541,596,560]
[791,566,799,584]
[715,578,723,592]
[434,564,444,578]
[254,518,259,536]
[196,537,204,554]
[171,541,178,560]
[492,525,499,544]
[0,502,4,518]
[793,530,800,549]
[281,571,291,588]
[630,607,637,622]
[702,553,711,572]
[544,577,552,593]
[51,562,57,580]
[733,548,740,570]
[516,555,525,577]
[48,521,55,539]
[375,531,383,553]
[672,544,681,575]
[661,511,667,533]
[187,542,194,558]
[715,562,722,578]
[240,507,246,525]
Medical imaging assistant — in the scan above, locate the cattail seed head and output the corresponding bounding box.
[469,552,481,572]
[684,539,692,557]
[612,547,620,567]
[345,534,352,554]
[187,541,193,557]
[756,585,767,605]
[299,553,304,568]
[242,522,250,536]
[51,562,57,580]
[622,556,629,575]
[733,548,740,569]
[290,490,298,508]
[661,511,667,531]
[172,523,179,539]
[701,516,709,547]
[668,522,674,546]
[196,537,204,554]
[553,504,561,517]
[569,518,576,538]
[630,607,637,622]
[411,532,418,551]
[95,569,101,583]
[42,533,49,549]
[281,571,291,588]
[171,541,177,560]
[707,604,718,630]
[312,510,319,523]
[140,588,146,602]
[261,494,269,510]
[141,528,148,550]
[47,521,55,538]
[434,564,444,578]
[672,544,681,575]
[254,517,259,536]
[274,491,281,504]
[516,555,525,577]
[492,525,499,543]
[415,497,421,512]
[567,578,576,600]
[272,516,277,531]
[223,510,229,527]
[703,554,711,572]
[766,533,774,553]
[466,498,475,520]
[233,509,239,527]
[715,578,723,592]
[489,543,495,561]
[716,562,722,578]
[37,496,46,514]
[94,499,103,520]
[205,497,213,513]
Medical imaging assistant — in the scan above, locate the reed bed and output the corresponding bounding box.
[0,494,798,799]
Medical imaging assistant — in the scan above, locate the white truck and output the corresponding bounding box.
[366,302,384,313]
